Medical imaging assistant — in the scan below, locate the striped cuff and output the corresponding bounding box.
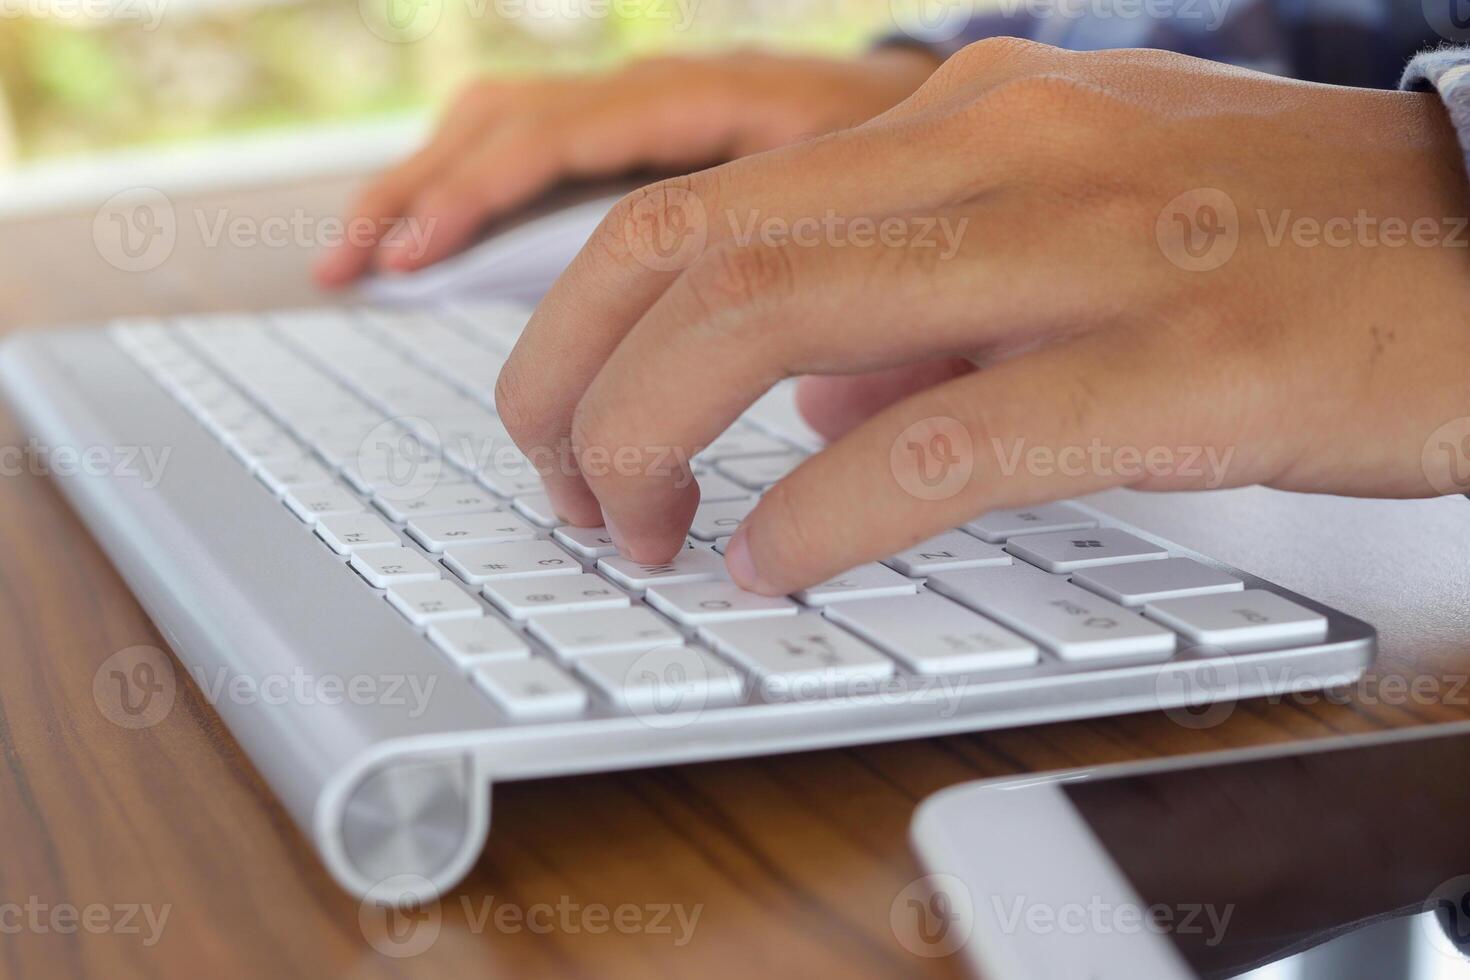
[1402,48,1470,174]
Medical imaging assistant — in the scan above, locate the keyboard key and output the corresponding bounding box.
[1145,590,1327,652]
[385,580,484,625]
[512,492,562,527]
[483,573,630,619]
[428,617,530,667]
[702,614,894,698]
[824,594,1038,674]
[597,549,729,591]
[576,646,744,717]
[695,428,792,462]
[315,513,402,554]
[714,453,803,489]
[883,530,1011,576]
[256,457,334,494]
[795,563,917,606]
[375,484,502,522]
[472,659,588,719]
[405,512,538,552]
[928,565,1175,662]
[443,540,581,583]
[528,607,683,657]
[350,547,441,588]
[1072,557,1243,606]
[1005,527,1168,572]
[646,580,800,625]
[963,503,1097,543]
[696,472,754,503]
[553,525,619,559]
[689,499,755,540]
[283,484,365,523]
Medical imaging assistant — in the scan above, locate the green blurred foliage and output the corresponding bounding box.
[0,0,893,163]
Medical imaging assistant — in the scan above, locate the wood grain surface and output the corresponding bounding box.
[0,178,1465,980]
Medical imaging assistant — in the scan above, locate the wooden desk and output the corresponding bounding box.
[2,178,1467,980]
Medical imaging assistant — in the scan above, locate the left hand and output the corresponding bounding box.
[493,39,1470,595]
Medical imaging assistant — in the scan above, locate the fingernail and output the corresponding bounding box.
[725,526,780,595]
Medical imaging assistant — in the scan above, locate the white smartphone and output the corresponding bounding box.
[908,720,1470,979]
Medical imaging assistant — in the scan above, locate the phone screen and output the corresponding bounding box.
[1063,728,1470,979]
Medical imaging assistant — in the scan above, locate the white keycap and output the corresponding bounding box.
[696,472,753,503]
[528,607,683,657]
[883,530,1012,576]
[963,503,1097,543]
[368,474,472,504]
[795,563,918,606]
[443,540,581,583]
[405,512,538,552]
[1072,557,1243,606]
[1005,527,1168,572]
[256,457,334,494]
[928,565,1175,662]
[375,484,502,523]
[385,580,484,625]
[315,513,402,554]
[483,573,630,619]
[350,547,441,588]
[645,580,800,625]
[472,658,588,719]
[695,428,793,462]
[553,526,619,558]
[428,617,530,667]
[689,499,755,540]
[702,614,894,698]
[1144,590,1327,651]
[824,594,1038,674]
[714,453,803,489]
[512,492,562,527]
[575,646,744,716]
[597,549,729,591]
[284,484,364,523]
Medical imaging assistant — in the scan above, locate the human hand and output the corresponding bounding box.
[312,47,939,286]
[494,39,1470,594]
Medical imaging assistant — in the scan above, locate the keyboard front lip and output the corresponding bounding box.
[0,322,1377,901]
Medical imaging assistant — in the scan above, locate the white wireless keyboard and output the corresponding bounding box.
[0,303,1376,902]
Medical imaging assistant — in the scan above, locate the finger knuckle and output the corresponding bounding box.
[683,241,797,324]
[589,173,711,271]
[493,364,539,445]
[935,36,1056,86]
